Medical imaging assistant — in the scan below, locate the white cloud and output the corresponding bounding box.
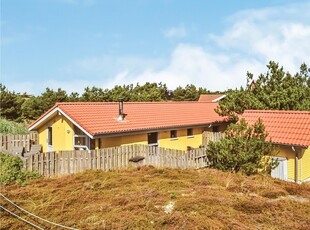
[107,44,264,91]
[6,2,310,95]
[209,2,310,72]
[164,25,187,39]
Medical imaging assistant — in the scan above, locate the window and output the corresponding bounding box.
[148,132,158,146]
[73,125,89,150]
[47,127,53,145]
[170,130,177,139]
[187,128,193,137]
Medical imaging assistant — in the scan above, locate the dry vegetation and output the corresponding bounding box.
[1,166,310,229]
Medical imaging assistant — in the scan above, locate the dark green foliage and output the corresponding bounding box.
[0,84,24,121]
[2,82,218,121]
[206,119,277,175]
[173,84,199,101]
[216,61,310,120]
[21,88,69,121]
[0,153,40,185]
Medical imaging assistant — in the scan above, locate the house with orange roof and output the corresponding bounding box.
[242,110,310,183]
[28,100,229,153]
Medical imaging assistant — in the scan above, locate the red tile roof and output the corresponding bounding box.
[198,94,225,102]
[29,102,228,137]
[241,110,310,147]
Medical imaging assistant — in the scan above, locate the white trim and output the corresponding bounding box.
[28,107,59,131]
[303,177,310,182]
[212,95,226,102]
[28,107,94,139]
[58,108,94,139]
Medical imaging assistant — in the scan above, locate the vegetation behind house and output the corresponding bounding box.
[0,118,30,134]
[216,61,310,120]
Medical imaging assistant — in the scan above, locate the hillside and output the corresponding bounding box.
[1,166,310,229]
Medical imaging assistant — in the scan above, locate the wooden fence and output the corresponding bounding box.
[202,131,225,146]
[24,145,208,177]
[0,133,39,152]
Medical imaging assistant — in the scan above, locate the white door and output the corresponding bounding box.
[47,126,53,152]
[271,157,288,180]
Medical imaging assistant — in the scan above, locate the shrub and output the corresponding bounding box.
[0,153,40,185]
[0,118,29,134]
[206,118,278,175]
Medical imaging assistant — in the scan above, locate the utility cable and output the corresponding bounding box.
[0,193,78,230]
[0,205,45,230]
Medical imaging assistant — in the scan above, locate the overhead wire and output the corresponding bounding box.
[0,193,78,230]
[0,205,45,230]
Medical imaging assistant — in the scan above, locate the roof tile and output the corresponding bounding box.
[30,102,228,136]
[242,110,310,147]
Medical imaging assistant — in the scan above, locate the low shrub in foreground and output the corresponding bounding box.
[0,152,40,185]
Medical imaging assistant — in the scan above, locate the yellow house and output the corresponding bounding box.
[28,100,228,152]
[242,110,310,183]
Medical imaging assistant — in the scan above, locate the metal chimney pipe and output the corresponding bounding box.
[119,98,123,115]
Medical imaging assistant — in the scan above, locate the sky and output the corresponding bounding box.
[1,0,310,96]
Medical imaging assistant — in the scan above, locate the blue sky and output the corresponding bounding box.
[1,0,310,95]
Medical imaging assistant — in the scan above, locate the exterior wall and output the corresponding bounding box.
[276,145,310,182]
[100,127,208,151]
[159,128,202,150]
[301,147,310,181]
[101,133,147,148]
[276,146,296,181]
[38,115,74,152]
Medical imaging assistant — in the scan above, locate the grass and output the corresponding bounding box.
[1,166,310,229]
[0,118,29,134]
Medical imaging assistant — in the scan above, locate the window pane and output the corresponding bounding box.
[148,132,158,144]
[48,127,53,145]
[170,130,177,138]
[75,137,86,146]
[187,128,193,136]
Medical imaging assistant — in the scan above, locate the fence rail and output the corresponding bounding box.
[0,133,39,152]
[24,145,208,177]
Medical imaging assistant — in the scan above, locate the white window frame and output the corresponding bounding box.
[73,134,90,150]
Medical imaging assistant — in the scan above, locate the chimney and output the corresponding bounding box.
[117,98,127,121]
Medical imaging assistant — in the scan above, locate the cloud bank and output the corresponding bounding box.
[7,2,310,95]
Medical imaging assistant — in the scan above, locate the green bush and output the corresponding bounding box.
[0,118,30,134]
[0,153,40,185]
[206,118,278,176]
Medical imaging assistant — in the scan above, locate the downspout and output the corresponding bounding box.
[292,146,298,183]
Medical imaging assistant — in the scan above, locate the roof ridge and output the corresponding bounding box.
[55,101,217,105]
[244,110,310,114]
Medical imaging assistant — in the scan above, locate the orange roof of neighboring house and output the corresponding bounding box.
[198,94,225,102]
[29,102,228,137]
[242,110,310,147]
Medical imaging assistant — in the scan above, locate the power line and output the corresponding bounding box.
[0,193,78,230]
[0,205,45,230]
